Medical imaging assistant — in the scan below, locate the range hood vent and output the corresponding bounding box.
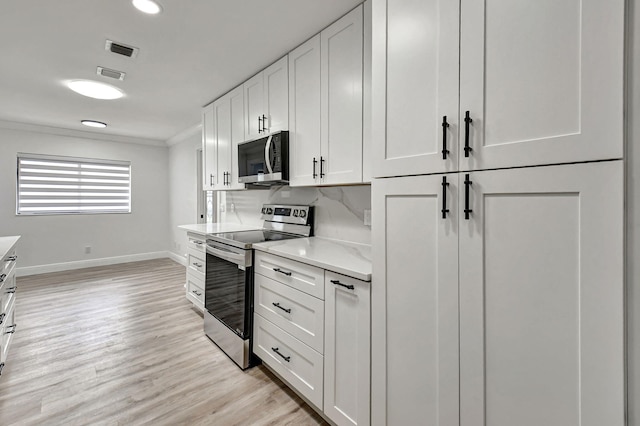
[105,40,139,58]
[97,66,126,81]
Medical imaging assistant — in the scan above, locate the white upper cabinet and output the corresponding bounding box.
[244,56,289,141]
[373,0,624,177]
[202,104,216,190]
[289,4,365,186]
[203,85,245,191]
[372,0,460,178]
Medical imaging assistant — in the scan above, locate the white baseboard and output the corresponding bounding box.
[168,251,187,266]
[16,251,177,277]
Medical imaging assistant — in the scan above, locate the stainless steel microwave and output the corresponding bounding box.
[237,131,289,184]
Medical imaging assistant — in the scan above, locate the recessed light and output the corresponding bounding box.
[67,80,124,100]
[81,120,107,128]
[132,0,162,14]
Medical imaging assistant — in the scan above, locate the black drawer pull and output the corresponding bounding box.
[0,313,5,326]
[5,324,16,334]
[0,363,4,376]
[271,347,290,362]
[193,262,203,268]
[192,290,202,297]
[273,268,292,276]
[272,302,292,314]
[6,256,17,262]
[331,279,354,290]
[5,286,16,294]
[0,274,5,284]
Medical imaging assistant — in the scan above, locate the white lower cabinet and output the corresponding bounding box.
[0,236,19,374]
[371,160,624,425]
[253,252,371,425]
[185,232,206,311]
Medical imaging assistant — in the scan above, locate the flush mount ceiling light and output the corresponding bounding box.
[67,80,124,100]
[81,120,107,128]
[132,0,162,14]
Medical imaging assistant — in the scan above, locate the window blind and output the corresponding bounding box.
[17,153,131,215]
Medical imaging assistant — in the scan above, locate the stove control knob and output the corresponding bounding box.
[266,208,273,214]
[293,209,299,217]
[261,207,266,214]
[299,210,307,218]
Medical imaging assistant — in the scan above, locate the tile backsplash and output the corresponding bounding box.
[218,185,371,245]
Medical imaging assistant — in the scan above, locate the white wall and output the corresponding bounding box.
[168,130,202,262]
[628,0,639,421]
[0,125,170,273]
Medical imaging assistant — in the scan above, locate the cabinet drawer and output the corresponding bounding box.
[0,272,16,316]
[187,233,206,253]
[186,275,205,309]
[0,299,15,363]
[254,251,325,299]
[187,250,206,277]
[253,313,324,409]
[1,249,17,277]
[255,274,324,353]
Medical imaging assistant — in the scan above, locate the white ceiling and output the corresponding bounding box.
[0,0,362,144]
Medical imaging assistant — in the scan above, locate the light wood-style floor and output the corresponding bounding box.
[0,258,327,426]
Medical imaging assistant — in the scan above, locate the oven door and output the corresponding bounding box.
[205,243,252,339]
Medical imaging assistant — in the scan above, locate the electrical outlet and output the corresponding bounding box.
[364,209,371,226]
[230,203,235,212]
[84,246,92,254]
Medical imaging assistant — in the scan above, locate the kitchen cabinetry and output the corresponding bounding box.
[0,236,20,375]
[289,4,367,186]
[253,250,371,425]
[185,232,206,311]
[371,161,624,425]
[202,86,245,191]
[372,0,624,178]
[244,56,288,140]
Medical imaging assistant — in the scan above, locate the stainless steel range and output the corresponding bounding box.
[203,204,314,369]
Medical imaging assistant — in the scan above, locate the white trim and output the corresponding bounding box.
[0,119,166,147]
[166,123,202,146]
[168,251,187,266]
[16,251,176,277]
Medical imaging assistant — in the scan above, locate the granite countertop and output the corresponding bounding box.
[178,223,261,236]
[253,237,372,282]
[0,236,20,259]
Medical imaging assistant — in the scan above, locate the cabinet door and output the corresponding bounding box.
[288,35,322,186]
[459,161,624,426]
[459,0,624,170]
[263,56,289,134]
[371,174,459,426]
[202,104,216,190]
[229,85,245,190]
[372,0,460,178]
[244,72,264,141]
[213,94,231,190]
[321,5,363,185]
[324,272,370,426]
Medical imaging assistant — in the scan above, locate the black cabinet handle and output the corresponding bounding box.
[192,290,202,297]
[464,173,473,220]
[312,158,318,179]
[0,274,5,284]
[0,313,5,326]
[273,268,292,276]
[223,172,226,185]
[5,324,16,334]
[271,347,291,362]
[0,363,4,376]
[330,279,354,290]
[272,302,292,314]
[464,111,473,157]
[6,256,17,262]
[5,286,16,294]
[258,116,263,134]
[442,116,450,160]
[320,157,325,178]
[210,174,214,186]
[193,262,203,268]
[441,176,450,219]
[262,114,268,133]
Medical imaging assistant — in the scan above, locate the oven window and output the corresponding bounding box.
[205,253,251,338]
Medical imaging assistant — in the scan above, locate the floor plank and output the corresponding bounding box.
[0,259,327,426]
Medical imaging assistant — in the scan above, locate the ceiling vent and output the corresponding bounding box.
[105,40,139,58]
[97,66,126,81]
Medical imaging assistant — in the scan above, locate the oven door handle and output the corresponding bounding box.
[206,244,244,266]
[264,134,274,175]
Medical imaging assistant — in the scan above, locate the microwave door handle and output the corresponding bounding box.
[264,134,274,174]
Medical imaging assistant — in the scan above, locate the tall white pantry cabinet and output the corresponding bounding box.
[371,0,625,425]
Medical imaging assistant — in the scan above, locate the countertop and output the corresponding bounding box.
[253,237,372,282]
[178,223,260,236]
[0,236,20,259]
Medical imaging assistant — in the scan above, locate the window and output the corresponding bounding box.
[17,153,131,215]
